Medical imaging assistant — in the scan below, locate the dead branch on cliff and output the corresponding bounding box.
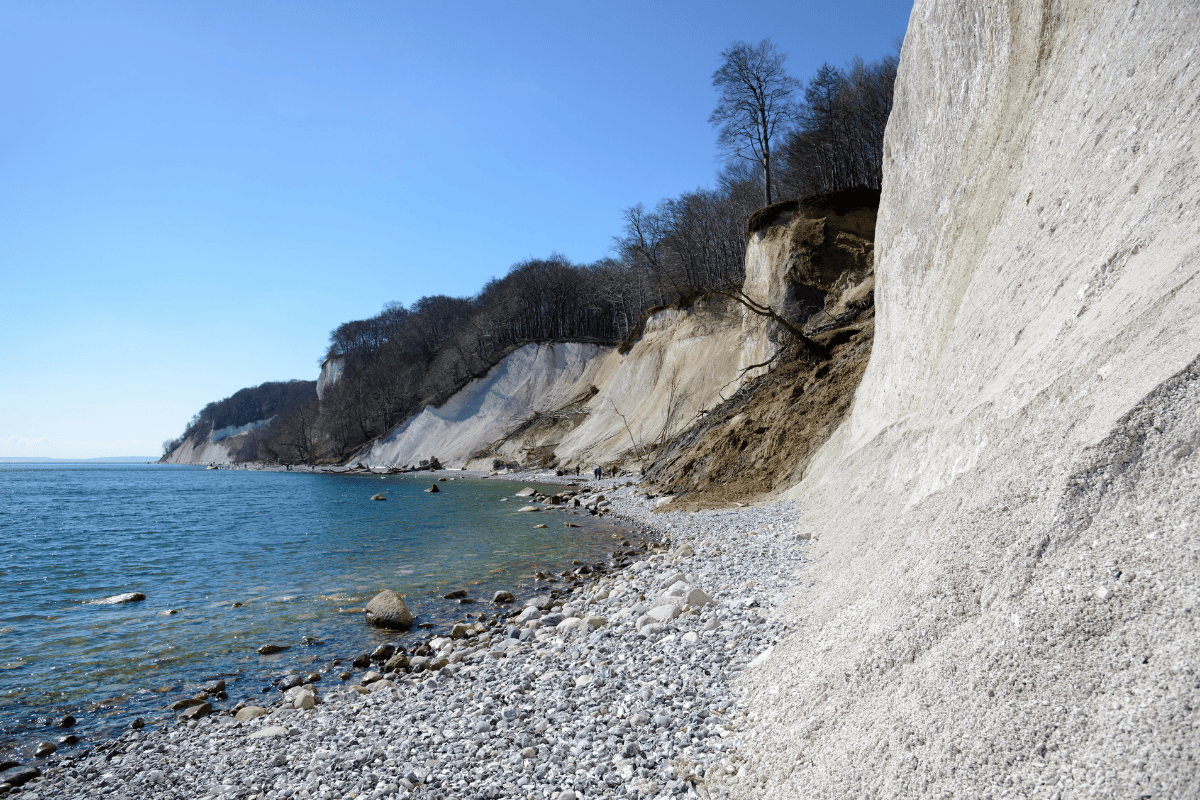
[708,287,829,359]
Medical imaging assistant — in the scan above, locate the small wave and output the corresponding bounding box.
[0,627,13,635]
[270,596,296,603]
[314,594,352,602]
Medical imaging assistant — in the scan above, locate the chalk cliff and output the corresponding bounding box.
[161,419,270,465]
[356,191,877,475]
[359,292,782,471]
[723,1,1200,797]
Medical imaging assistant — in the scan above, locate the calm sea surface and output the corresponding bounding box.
[0,464,627,758]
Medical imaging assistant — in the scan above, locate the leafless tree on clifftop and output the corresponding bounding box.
[710,39,800,206]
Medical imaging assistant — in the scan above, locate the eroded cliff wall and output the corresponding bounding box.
[359,291,781,471]
[725,1,1200,797]
[161,433,236,465]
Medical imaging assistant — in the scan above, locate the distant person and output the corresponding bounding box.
[574,466,579,476]
[593,465,602,481]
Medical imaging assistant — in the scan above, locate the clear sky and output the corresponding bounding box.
[1,0,912,459]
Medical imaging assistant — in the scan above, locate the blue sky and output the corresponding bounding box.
[1,0,912,459]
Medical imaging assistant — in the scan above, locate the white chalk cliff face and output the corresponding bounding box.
[316,357,344,402]
[727,2,1200,797]
[161,419,270,465]
[360,293,780,470]
[361,342,609,468]
[161,434,236,465]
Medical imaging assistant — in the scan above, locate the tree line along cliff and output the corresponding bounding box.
[163,47,896,467]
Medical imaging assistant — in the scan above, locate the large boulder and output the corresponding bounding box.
[0,766,39,787]
[364,590,413,630]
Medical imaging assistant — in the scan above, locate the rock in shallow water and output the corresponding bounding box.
[256,644,289,655]
[178,702,211,720]
[86,592,145,605]
[364,590,414,630]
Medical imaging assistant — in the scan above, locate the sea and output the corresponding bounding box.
[0,463,629,760]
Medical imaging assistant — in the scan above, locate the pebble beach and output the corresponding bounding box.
[5,479,807,800]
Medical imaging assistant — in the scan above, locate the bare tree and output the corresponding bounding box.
[777,54,898,197]
[710,39,800,206]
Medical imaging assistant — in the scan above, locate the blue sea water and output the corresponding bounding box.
[0,464,627,758]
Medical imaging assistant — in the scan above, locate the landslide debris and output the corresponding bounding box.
[645,306,873,509]
[644,186,880,508]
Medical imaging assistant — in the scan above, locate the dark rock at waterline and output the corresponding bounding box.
[57,714,76,728]
[492,590,515,604]
[58,734,80,745]
[371,643,396,661]
[371,494,386,501]
[231,601,244,608]
[130,718,145,730]
[203,680,226,695]
[34,741,56,758]
[86,592,146,605]
[169,697,207,711]
[278,675,303,691]
[458,597,475,604]
[0,761,18,772]
[352,654,372,669]
[443,589,467,599]
[178,702,212,720]
[257,644,290,655]
[425,485,439,493]
[364,590,413,630]
[0,766,39,787]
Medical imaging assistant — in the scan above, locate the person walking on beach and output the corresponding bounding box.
[593,465,602,481]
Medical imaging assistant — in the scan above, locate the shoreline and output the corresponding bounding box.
[0,473,656,788]
[10,485,807,800]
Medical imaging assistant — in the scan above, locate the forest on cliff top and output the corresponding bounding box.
[166,46,896,465]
